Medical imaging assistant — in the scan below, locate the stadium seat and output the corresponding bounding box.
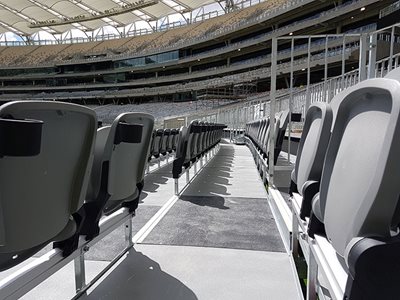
[289,102,333,219]
[183,120,198,168]
[148,130,155,162]
[167,128,177,153]
[0,101,97,271]
[312,78,400,299]
[273,109,290,164]
[172,126,189,179]
[385,66,400,81]
[172,121,225,180]
[81,112,154,239]
[160,128,170,156]
[152,129,164,159]
[172,128,180,151]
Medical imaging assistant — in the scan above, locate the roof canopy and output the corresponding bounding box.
[0,0,234,38]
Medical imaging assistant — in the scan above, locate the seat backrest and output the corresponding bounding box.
[321,78,400,257]
[257,119,267,146]
[167,128,175,152]
[172,126,188,178]
[148,130,155,161]
[173,127,180,150]
[160,128,170,155]
[184,120,198,164]
[0,101,97,253]
[152,128,164,157]
[385,67,400,81]
[86,113,154,209]
[259,118,270,151]
[293,103,333,191]
[191,123,201,157]
[275,110,289,149]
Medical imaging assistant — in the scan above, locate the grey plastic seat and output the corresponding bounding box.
[148,130,155,162]
[167,128,176,153]
[274,109,290,163]
[312,78,400,299]
[173,127,180,151]
[290,103,333,219]
[257,118,268,148]
[0,101,97,271]
[160,128,170,156]
[198,122,206,155]
[172,126,188,178]
[184,120,198,167]
[384,66,400,81]
[152,129,164,158]
[81,112,154,239]
[262,115,279,158]
[191,122,201,159]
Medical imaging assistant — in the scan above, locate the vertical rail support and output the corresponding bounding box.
[288,37,294,164]
[291,202,299,258]
[359,33,368,82]
[341,34,346,91]
[194,161,198,174]
[74,248,86,293]
[368,32,377,79]
[324,36,329,101]
[389,26,395,72]
[125,217,133,248]
[185,169,190,184]
[174,178,179,195]
[157,157,161,169]
[307,242,318,300]
[269,37,277,185]
[305,37,311,111]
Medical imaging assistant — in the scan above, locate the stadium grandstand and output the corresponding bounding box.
[0,0,400,299]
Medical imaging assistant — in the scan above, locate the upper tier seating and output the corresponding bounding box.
[81,112,154,239]
[0,0,291,66]
[0,101,97,270]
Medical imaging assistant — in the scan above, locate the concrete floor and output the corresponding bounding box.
[82,244,301,300]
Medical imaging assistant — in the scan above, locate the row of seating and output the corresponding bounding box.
[244,109,290,166]
[148,128,179,162]
[172,121,226,179]
[290,67,400,298]
[0,101,154,271]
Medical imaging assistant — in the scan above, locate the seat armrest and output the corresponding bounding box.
[299,180,320,220]
[344,236,400,300]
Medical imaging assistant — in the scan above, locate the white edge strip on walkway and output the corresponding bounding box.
[133,195,179,243]
[133,145,221,243]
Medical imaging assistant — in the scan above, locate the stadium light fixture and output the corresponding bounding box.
[360,7,365,11]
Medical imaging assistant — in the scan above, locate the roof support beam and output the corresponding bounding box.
[29,0,158,28]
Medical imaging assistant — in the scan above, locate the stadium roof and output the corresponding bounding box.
[0,0,234,37]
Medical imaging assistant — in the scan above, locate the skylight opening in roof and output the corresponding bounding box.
[162,0,186,12]
[133,10,152,20]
